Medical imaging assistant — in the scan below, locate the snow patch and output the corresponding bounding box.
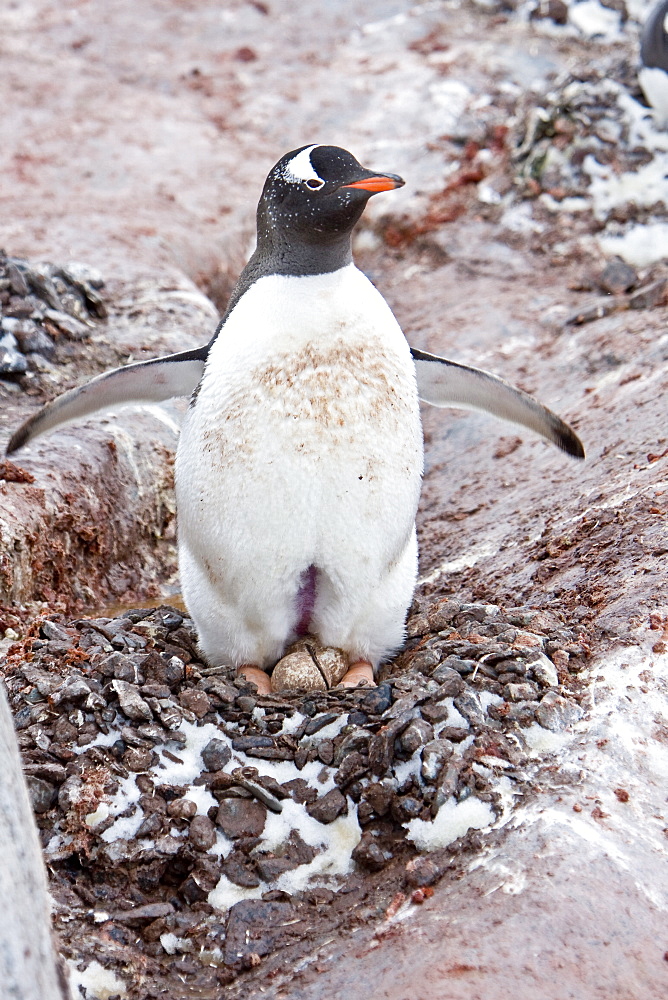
[406,795,495,850]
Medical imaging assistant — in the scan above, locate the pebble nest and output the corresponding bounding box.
[1,598,589,992]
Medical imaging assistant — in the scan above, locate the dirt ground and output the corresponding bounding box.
[1,1,667,998]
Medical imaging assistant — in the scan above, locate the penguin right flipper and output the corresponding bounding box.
[6,347,207,454]
[641,0,668,70]
[411,348,585,459]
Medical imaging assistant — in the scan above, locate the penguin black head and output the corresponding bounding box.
[255,144,404,271]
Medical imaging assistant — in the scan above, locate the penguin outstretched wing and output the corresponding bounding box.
[639,0,668,124]
[6,347,207,454]
[411,347,584,459]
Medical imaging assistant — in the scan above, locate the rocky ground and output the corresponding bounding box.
[1,1,667,998]
[2,597,589,996]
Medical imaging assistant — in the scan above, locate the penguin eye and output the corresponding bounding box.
[305,178,325,190]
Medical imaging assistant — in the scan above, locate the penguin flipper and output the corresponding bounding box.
[6,347,207,454]
[411,347,585,459]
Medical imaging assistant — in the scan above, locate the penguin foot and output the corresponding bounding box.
[237,665,272,696]
[338,660,375,688]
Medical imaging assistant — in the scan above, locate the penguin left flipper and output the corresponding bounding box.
[411,347,585,459]
[6,347,207,455]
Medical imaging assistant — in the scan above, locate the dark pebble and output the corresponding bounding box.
[331,750,366,789]
[231,735,275,751]
[360,683,392,715]
[352,833,387,871]
[306,788,347,824]
[255,857,298,882]
[216,797,267,839]
[361,781,393,817]
[304,713,338,736]
[189,815,217,851]
[391,795,423,823]
[282,778,318,804]
[123,748,154,772]
[221,854,261,888]
[26,776,57,813]
[201,738,232,772]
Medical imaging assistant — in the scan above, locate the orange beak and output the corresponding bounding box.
[341,173,404,193]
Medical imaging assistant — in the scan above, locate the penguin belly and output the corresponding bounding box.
[175,265,423,670]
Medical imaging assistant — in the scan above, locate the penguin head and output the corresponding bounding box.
[256,144,404,252]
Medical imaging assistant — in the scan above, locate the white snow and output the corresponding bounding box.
[67,959,126,1000]
[406,795,495,851]
[598,222,668,266]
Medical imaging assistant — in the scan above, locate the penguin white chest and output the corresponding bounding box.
[175,264,423,668]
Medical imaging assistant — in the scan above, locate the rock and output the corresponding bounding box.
[433,667,464,696]
[306,788,348,824]
[200,677,237,705]
[427,599,460,631]
[360,683,392,715]
[436,656,476,676]
[410,649,442,673]
[167,798,197,819]
[599,256,637,294]
[189,815,217,851]
[536,691,583,731]
[111,679,153,721]
[420,700,450,724]
[628,278,667,311]
[334,750,368,788]
[391,795,422,823]
[224,900,298,967]
[399,718,434,755]
[216,798,267,839]
[26,776,57,813]
[271,651,326,692]
[123,747,154,772]
[136,812,164,838]
[420,738,454,783]
[58,774,83,812]
[503,681,539,703]
[39,620,72,642]
[304,712,338,736]
[528,651,559,688]
[108,902,174,925]
[453,691,485,727]
[352,833,387,871]
[282,778,318,804]
[255,856,298,882]
[231,735,275,751]
[50,677,92,705]
[179,688,210,717]
[201,737,231,772]
[362,781,394,817]
[222,853,262,887]
[368,710,415,775]
[313,738,333,765]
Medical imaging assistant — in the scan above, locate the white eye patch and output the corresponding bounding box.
[283,144,323,185]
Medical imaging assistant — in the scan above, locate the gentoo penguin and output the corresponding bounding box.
[639,0,668,125]
[7,145,584,694]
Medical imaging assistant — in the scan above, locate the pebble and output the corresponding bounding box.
[420,738,454,783]
[527,651,559,688]
[306,788,347,824]
[112,680,153,722]
[215,798,267,839]
[189,815,217,851]
[536,691,583,731]
[352,833,387,871]
[26,776,57,813]
[201,738,231,772]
